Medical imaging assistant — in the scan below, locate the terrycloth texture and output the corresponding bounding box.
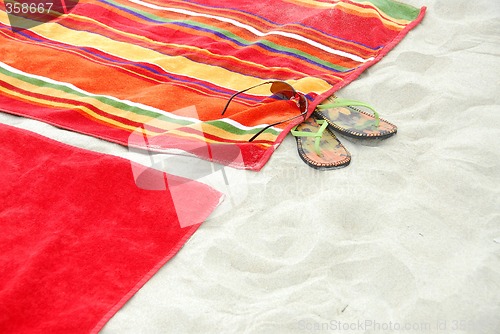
[0,124,222,333]
[0,0,425,170]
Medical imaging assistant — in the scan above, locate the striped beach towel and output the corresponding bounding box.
[0,0,425,170]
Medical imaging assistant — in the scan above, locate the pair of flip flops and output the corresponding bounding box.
[291,95,397,170]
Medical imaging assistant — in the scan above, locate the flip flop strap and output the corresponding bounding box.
[317,97,380,127]
[290,120,328,156]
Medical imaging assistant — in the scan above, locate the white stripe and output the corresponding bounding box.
[127,0,373,63]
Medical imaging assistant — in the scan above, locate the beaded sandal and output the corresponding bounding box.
[291,117,351,170]
[315,96,397,139]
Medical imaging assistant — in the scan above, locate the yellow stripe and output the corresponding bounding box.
[280,0,339,9]
[292,76,332,96]
[200,123,279,142]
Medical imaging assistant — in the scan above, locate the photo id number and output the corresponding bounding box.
[6,2,54,14]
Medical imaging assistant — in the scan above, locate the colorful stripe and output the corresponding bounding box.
[0,0,425,170]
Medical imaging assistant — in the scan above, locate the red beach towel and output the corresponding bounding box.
[0,124,222,333]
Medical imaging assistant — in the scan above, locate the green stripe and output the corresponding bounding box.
[351,0,421,21]
[207,120,280,136]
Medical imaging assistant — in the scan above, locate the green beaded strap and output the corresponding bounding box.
[290,120,328,156]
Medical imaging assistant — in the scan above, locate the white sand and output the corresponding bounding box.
[1,0,499,333]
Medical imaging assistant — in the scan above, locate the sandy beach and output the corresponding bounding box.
[0,0,498,333]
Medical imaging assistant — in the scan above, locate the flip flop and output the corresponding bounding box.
[315,96,397,139]
[291,117,351,170]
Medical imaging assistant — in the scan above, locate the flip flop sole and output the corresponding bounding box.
[294,118,351,170]
[315,106,397,139]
